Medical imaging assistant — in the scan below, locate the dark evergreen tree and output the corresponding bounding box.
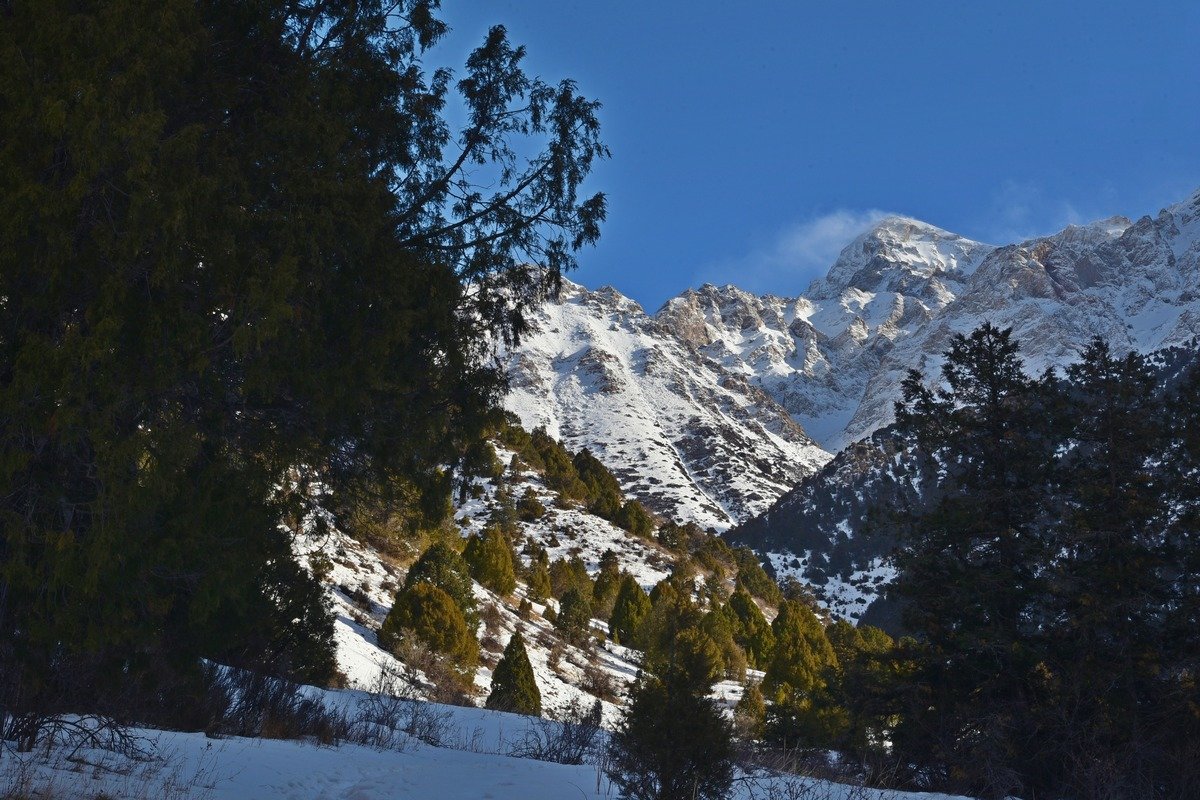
[486,630,541,715]
[591,552,623,619]
[763,601,836,699]
[531,429,589,501]
[488,485,520,535]
[609,574,652,647]
[525,549,553,603]
[889,323,1061,797]
[574,448,624,519]
[733,547,783,605]
[548,555,593,600]
[516,487,546,522]
[1036,339,1185,797]
[0,0,605,734]
[663,629,724,690]
[727,588,775,670]
[825,620,898,763]
[379,583,479,674]
[734,682,766,741]
[463,527,518,596]
[1156,347,1200,797]
[404,542,478,626]
[614,500,657,537]
[762,601,843,749]
[640,583,704,676]
[700,605,748,680]
[555,587,593,642]
[606,673,734,800]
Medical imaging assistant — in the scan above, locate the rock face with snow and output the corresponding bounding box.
[655,217,995,450]
[502,281,831,531]
[503,188,1200,539]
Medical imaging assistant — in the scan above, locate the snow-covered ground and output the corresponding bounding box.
[0,698,976,800]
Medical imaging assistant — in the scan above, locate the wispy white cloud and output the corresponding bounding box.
[695,208,894,295]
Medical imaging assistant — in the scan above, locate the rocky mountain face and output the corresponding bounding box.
[503,187,1200,563]
[501,281,831,531]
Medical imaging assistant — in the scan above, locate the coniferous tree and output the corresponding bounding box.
[734,682,767,741]
[762,601,844,749]
[614,500,657,537]
[825,620,897,762]
[889,323,1060,796]
[591,552,623,619]
[549,556,593,600]
[463,528,518,596]
[700,605,748,681]
[0,0,606,732]
[733,547,784,605]
[531,429,590,501]
[574,448,624,519]
[663,629,724,689]
[525,549,553,603]
[555,587,594,642]
[1157,350,1200,796]
[606,670,734,800]
[727,587,775,670]
[404,542,478,626]
[1037,339,1183,797]
[516,487,546,522]
[379,583,479,674]
[763,601,837,699]
[486,630,541,715]
[609,574,652,647]
[640,583,704,675]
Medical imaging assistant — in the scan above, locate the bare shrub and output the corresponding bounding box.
[388,641,475,706]
[346,667,455,750]
[340,583,374,611]
[480,603,503,634]
[1,712,144,761]
[581,664,619,703]
[547,643,565,672]
[204,665,348,744]
[510,699,603,765]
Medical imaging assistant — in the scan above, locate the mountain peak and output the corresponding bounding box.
[862,214,957,239]
[808,216,993,301]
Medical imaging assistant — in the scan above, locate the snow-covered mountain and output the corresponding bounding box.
[502,281,830,530]
[504,187,1200,531]
[657,216,994,450]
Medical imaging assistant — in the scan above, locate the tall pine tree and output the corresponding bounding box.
[890,324,1061,797]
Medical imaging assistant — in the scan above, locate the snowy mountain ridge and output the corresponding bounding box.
[503,187,1200,530]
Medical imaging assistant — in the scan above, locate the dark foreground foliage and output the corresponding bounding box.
[884,326,1200,799]
[0,0,604,744]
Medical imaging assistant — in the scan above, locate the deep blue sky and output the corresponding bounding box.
[433,2,1200,310]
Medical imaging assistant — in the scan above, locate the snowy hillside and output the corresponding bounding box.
[2,432,982,800]
[292,451,672,725]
